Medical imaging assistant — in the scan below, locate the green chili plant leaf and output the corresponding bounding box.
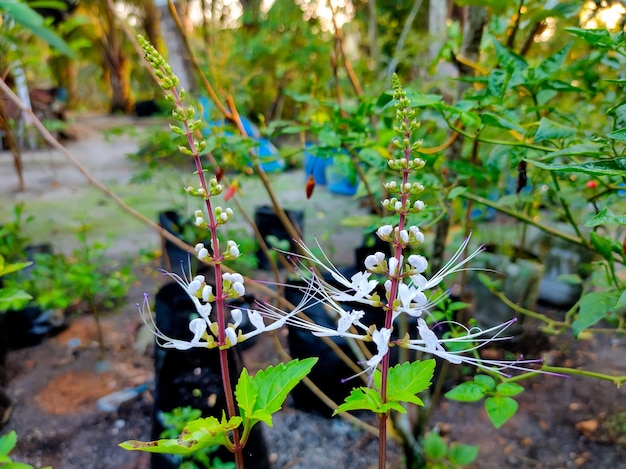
[527,158,626,176]
[533,117,576,142]
[585,208,626,227]
[572,291,621,337]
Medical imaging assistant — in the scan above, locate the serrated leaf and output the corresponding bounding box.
[449,443,480,466]
[474,374,496,391]
[533,118,576,142]
[235,368,258,420]
[585,208,626,227]
[387,360,435,407]
[0,431,17,456]
[247,358,317,425]
[423,432,447,460]
[527,157,626,176]
[572,291,621,336]
[485,396,518,428]
[496,382,524,397]
[616,290,626,309]
[334,387,404,415]
[445,382,486,402]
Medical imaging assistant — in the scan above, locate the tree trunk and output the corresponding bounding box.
[109,54,131,114]
[154,0,196,93]
[141,0,165,54]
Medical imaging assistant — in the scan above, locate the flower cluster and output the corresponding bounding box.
[139,73,540,380]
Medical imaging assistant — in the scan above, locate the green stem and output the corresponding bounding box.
[459,192,586,248]
[550,173,589,248]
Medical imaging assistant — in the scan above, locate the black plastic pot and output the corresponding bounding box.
[254,205,304,271]
[158,211,196,277]
[151,282,269,469]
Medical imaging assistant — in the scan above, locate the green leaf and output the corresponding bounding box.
[0,260,32,277]
[566,27,614,49]
[481,112,526,134]
[491,37,528,73]
[0,431,18,456]
[120,416,240,455]
[572,291,621,336]
[616,290,626,309]
[533,118,576,142]
[334,387,404,415]
[474,374,496,391]
[607,128,626,142]
[495,382,524,397]
[0,1,44,26]
[444,382,486,402]
[423,432,447,460]
[590,231,617,261]
[387,360,435,407]
[448,443,480,466]
[235,368,258,420]
[585,208,626,227]
[535,44,571,81]
[538,143,601,160]
[448,186,468,200]
[485,396,518,428]
[0,287,32,308]
[405,91,443,107]
[527,157,626,176]
[244,358,316,426]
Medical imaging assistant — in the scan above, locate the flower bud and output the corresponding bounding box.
[408,254,428,273]
[377,225,394,241]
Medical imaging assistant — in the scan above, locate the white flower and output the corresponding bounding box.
[410,236,484,291]
[337,310,366,334]
[364,251,385,271]
[138,294,210,350]
[403,318,541,375]
[287,239,379,306]
[365,328,391,373]
[188,275,205,295]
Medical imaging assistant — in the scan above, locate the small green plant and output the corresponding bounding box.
[445,374,525,428]
[0,430,51,469]
[159,407,236,469]
[0,255,32,313]
[422,431,479,469]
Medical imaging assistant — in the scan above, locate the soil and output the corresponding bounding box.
[1,115,625,469]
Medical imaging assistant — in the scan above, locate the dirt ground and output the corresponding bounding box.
[1,115,625,469]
